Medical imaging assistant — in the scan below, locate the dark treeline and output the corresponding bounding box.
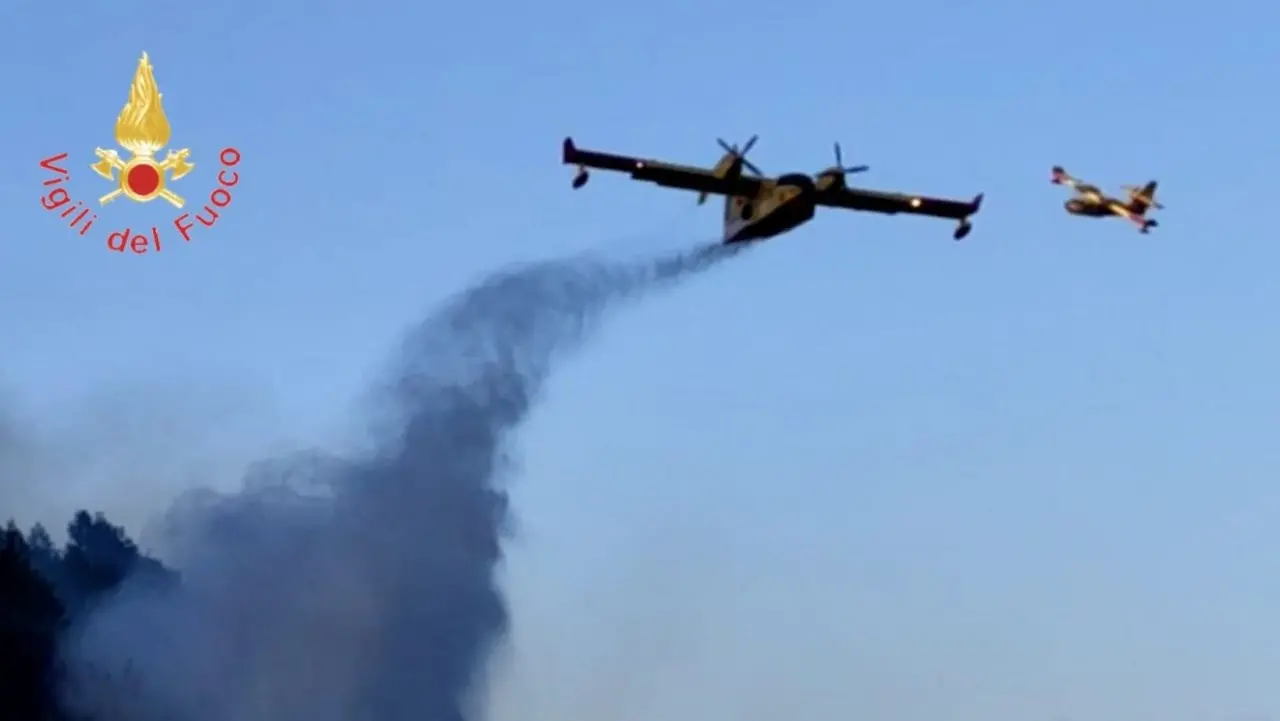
[0,511,174,721]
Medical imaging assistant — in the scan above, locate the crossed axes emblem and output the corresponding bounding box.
[91,148,195,208]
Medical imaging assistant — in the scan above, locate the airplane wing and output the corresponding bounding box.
[814,185,983,220]
[564,138,766,197]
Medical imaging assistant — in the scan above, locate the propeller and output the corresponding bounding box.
[717,135,763,176]
[830,142,869,175]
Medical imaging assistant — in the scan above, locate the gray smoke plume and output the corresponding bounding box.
[59,242,744,721]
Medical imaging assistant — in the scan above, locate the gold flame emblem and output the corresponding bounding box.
[90,52,193,208]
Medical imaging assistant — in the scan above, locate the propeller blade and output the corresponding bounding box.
[741,135,758,154]
[717,138,734,154]
[834,142,843,167]
[844,165,869,173]
[743,159,763,175]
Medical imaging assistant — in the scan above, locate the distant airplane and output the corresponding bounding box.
[1051,165,1162,233]
[563,135,985,243]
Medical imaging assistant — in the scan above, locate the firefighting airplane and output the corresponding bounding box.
[1051,165,1163,233]
[563,136,985,243]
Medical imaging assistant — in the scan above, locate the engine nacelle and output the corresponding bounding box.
[813,169,845,192]
[698,156,746,205]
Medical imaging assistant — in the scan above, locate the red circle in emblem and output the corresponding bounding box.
[126,164,161,196]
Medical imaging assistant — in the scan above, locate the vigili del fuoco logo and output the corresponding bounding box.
[38,51,242,255]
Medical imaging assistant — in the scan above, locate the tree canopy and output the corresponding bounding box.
[0,511,173,721]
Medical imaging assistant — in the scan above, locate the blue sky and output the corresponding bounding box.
[3,1,1280,720]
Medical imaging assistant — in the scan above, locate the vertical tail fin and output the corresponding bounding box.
[1127,181,1159,213]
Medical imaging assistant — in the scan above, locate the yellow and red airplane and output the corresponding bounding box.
[1051,165,1162,233]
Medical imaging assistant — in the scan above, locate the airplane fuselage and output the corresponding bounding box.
[1063,192,1157,233]
[724,174,816,243]
[1064,197,1122,217]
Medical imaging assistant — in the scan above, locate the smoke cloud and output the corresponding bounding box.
[59,242,743,721]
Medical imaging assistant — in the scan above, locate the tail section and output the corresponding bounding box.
[1126,181,1160,214]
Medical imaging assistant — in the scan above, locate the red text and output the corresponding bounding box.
[106,227,162,254]
[174,147,241,242]
[38,152,97,236]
